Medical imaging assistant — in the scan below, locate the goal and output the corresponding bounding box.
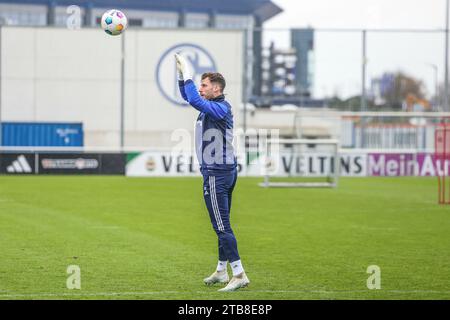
[258,138,340,188]
[435,123,450,204]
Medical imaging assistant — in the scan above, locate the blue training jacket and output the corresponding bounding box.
[178,79,237,173]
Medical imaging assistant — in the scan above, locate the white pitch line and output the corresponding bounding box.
[1,289,450,298]
[0,291,180,298]
[244,290,450,294]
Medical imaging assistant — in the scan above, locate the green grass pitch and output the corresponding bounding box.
[0,176,449,300]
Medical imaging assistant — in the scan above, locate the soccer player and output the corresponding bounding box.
[175,53,250,292]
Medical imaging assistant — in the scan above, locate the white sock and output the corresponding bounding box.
[230,260,244,276]
[217,260,227,272]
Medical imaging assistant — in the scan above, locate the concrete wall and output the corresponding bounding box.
[0,26,244,148]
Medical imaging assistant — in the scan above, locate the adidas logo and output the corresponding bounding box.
[204,190,209,195]
[7,155,32,173]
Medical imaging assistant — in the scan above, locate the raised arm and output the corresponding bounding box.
[178,80,189,102]
[183,80,227,120]
[175,53,227,120]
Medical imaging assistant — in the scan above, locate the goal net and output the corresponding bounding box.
[258,138,340,188]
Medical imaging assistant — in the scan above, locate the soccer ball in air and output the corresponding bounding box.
[101,9,128,36]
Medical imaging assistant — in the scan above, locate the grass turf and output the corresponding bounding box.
[0,176,449,300]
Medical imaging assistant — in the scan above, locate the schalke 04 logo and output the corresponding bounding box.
[156,43,217,106]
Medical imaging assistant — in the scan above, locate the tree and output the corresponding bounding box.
[327,71,428,111]
[327,95,375,111]
[380,72,427,110]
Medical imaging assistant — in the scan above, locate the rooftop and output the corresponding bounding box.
[0,0,283,22]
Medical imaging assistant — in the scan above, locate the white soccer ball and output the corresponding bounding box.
[101,9,128,36]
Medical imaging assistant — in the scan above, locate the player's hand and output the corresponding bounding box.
[174,53,184,80]
[174,53,192,81]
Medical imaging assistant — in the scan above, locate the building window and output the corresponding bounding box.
[216,14,252,29]
[96,16,143,27]
[128,18,142,27]
[0,5,47,26]
[55,13,67,27]
[143,17,177,28]
[185,13,209,29]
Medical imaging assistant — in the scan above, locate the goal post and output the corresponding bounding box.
[258,138,340,188]
[435,122,450,204]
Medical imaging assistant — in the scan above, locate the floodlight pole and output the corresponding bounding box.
[120,32,125,150]
[361,29,367,112]
[445,0,449,112]
[360,29,367,147]
[426,63,439,110]
[243,28,248,134]
[0,26,2,147]
[243,26,254,135]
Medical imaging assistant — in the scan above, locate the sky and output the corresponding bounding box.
[263,0,445,99]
